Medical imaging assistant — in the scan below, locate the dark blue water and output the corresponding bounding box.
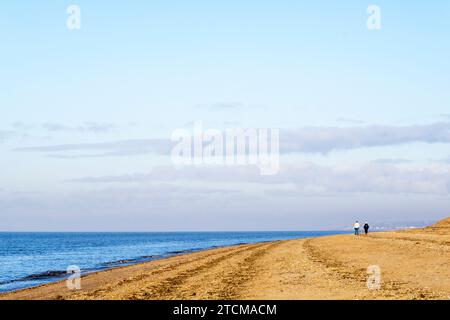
[0,231,347,292]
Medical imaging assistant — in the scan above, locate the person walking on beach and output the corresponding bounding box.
[354,221,360,235]
[363,222,370,235]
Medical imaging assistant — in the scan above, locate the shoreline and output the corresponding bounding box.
[1,221,449,300]
[0,231,347,294]
[0,241,253,295]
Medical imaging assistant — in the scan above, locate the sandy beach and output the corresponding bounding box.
[2,218,450,300]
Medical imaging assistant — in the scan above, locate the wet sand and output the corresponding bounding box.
[2,218,450,300]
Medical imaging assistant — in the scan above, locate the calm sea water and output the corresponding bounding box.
[0,231,347,292]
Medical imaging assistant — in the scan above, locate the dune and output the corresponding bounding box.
[432,217,450,227]
[1,218,450,300]
[420,217,450,234]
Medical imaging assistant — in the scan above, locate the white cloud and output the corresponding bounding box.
[370,158,411,164]
[14,139,172,156]
[0,130,14,143]
[280,122,450,154]
[194,102,245,110]
[41,122,118,133]
[69,162,450,195]
[14,122,450,157]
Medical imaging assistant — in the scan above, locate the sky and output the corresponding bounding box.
[1,1,450,231]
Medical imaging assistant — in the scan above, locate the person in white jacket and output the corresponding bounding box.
[354,221,360,235]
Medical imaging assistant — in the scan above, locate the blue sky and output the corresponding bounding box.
[1,1,450,231]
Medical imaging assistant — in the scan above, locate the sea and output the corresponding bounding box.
[0,231,347,293]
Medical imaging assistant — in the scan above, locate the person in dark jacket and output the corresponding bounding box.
[363,222,370,235]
